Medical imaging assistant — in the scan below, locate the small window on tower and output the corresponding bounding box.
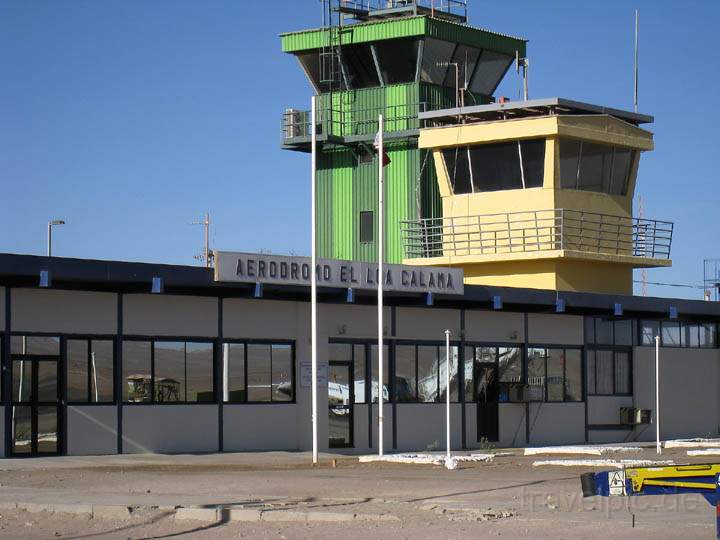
[359,211,374,243]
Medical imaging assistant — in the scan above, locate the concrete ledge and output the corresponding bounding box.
[175,507,218,521]
[228,508,262,521]
[261,510,308,523]
[93,505,133,520]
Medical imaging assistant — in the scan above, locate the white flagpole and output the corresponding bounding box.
[445,329,451,460]
[311,96,319,465]
[655,334,661,455]
[378,113,384,457]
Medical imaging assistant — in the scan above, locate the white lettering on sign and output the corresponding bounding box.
[608,471,626,496]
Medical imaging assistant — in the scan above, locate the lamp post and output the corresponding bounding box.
[47,220,66,257]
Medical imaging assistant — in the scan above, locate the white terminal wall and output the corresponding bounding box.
[11,288,117,334]
[67,406,117,456]
[122,405,219,454]
[396,307,460,340]
[123,294,217,337]
[528,313,583,345]
[465,310,524,343]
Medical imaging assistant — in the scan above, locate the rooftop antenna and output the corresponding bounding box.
[515,50,529,101]
[634,9,639,112]
[191,212,213,268]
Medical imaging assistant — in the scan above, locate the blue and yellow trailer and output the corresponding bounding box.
[582,464,720,537]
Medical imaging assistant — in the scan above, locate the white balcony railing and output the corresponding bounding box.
[401,209,674,260]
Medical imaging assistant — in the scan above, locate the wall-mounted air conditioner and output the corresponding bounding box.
[620,407,652,425]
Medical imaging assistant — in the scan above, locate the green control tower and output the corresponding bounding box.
[281,0,526,263]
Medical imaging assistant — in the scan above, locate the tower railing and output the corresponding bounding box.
[337,1,468,22]
[400,209,674,260]
[282,102,427,143]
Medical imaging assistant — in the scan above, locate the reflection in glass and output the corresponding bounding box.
[154,342,185,402]
[37,361,58,402]
[328,363,352,448]
[546,349,564,402]
[12,406,32,454]
[247,344,272,402]
[123,341,152,402]
[374,38,419,85]
[11,335,60,356]
[37,406,58,454]
[91,340,114,402]
[12,360,32,402]
[498,348,521,383]
[464,347,474,401]
[420,38,454,85]
[439,346,459,402]
[417,346,438,402]
[67,340,89,402]
[353,345,366,404]
[470,50,513,95]
[565,349,582,402]
[394,345,417,402]
[271,345,293,402]
[185,342,213,402]
[370,345,389,403]
[223,343,245,403]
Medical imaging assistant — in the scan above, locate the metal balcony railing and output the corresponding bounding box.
[282,102,427,144]
[401,209,674,261]
[338,1,467,20]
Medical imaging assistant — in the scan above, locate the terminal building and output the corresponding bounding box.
[2,0,718,457]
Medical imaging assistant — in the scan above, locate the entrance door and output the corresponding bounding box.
[11,352,61,456]
[328,361,353,448]
[475,362,499,442]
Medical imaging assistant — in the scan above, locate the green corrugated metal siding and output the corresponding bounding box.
[281,16,525,56]
[331,151,354,260]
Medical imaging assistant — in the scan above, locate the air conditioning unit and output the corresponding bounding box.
[620,407,652,425]
[283,108,303,139]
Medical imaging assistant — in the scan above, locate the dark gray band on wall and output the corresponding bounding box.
[391,306,397,451]
[116,294,123,454]
[524,312,530,446]
[460,309,466,450]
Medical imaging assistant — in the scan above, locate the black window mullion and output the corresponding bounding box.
[183,342,188,403]
[269,344,274,403]
[243,342,248,403]
[87,340,93,403]
[150,341,155,404]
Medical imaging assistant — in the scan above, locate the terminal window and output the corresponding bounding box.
[359,211,374,243]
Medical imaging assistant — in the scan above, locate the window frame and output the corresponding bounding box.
[525,345,584,403]
[359,210,374,244]
[639,320,719,349]
[221,339,296,404]
[65,335,116,405]
[121,336,216,405]
[559,138,637,195]
[393,340,462,404]
[584,317,634,397]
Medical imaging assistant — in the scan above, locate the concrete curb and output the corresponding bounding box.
[4,501,400,524]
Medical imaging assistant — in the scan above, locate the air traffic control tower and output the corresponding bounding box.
[280,0,525,264]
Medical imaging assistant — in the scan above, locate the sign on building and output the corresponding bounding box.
[214,251,464,295]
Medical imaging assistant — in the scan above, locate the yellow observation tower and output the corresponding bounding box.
[400,98,673,295]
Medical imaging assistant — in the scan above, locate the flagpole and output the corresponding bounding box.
[311,95,318,465]
[377,113,384,457]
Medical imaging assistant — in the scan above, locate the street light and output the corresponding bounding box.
[47,220,66,257]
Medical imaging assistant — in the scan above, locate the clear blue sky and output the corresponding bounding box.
[1,0,717,299]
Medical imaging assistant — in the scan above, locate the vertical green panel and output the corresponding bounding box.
[353,153,377,262]
[385,142,410,263]
[332,150,354,260]
[316,151,333,258]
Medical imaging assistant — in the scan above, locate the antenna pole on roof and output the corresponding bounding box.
[634,9,639,113]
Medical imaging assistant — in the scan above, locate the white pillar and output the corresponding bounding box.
[377,113,385,457]
[311,96,319,465]
[445,329,451,459]
[655,334,661,455]
[222,344,230,403]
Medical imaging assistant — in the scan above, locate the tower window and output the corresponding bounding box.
[359,211,374,243]
[559,139,637,195]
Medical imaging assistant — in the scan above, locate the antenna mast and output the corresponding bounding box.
[191,212,213,268]
[634,9,639,112]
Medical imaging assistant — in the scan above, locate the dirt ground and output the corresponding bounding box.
[0,447,715,539]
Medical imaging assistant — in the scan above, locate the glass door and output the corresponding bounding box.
[328,361,353,448]
[10,336,61,456]
[475,361,499,443]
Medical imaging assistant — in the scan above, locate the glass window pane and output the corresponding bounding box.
[12,406,32,454]
[595,350,614,394]
[330,343,352,362]
[596,319,614,345]
[375,38,419,85]
[662,321,681,347]
[154,342,185,403]
[586,350,596,395]
[640,321,660,346]
[90,340,114,403]
[463,347,474,401]
[223,343,245,403]
[353,344,366,404]
[615,320,633,346]
[12,360,32,402]
[67,340,89,402]
[271,344,293,402]
[546,349,564,402]
[579,141,612,192]
[700,324,717,348]
[527,348,545,386]
[442,146,472,194]
[186,342,214,403]
[439,346,459,402]
[584,317,596,344]
[417,346,438,403]
[37,406,58,454]
[370,345,389,403]
[420,38,455,85]
[445,44,480,89]
[614,352,631,394]
[395,345,417,402]
[565,350,582,402]
[123,341,151,403]
[37,361,57,402]
[470,49,513,96]
[498,347,521,383]
[11,335,60,356]
[684,324,700,348]
[296,51,323,92]
[520,140,545,188]
[468,141,523,192]
[341,43,379,89]
[560,138,581,189]
[247,344,271,402]
[610,148,632,195]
